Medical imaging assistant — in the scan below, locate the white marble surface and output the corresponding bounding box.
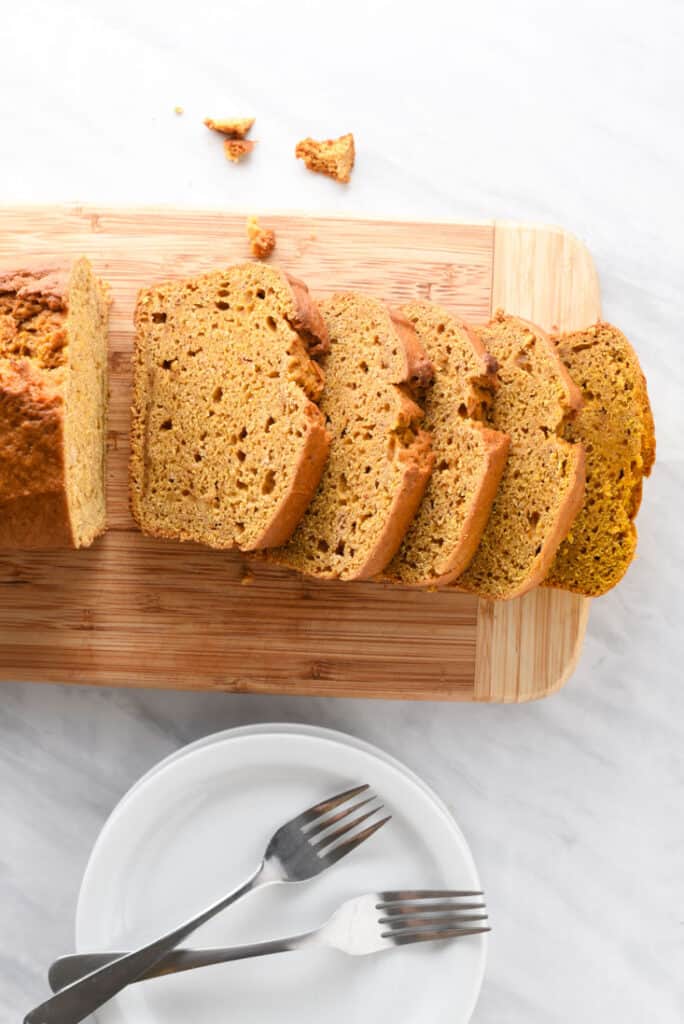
[1,1,683,1020]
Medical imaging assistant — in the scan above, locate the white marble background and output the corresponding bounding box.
[1,1,683,1020]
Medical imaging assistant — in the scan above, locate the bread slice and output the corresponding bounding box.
[272,293,434,580]
[385,301,510,586]
[0,259,109,549]
[455,311,586,599]
[545,322,655,595]
[130,263,330,551]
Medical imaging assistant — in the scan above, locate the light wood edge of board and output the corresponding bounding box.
[472,221,600,703]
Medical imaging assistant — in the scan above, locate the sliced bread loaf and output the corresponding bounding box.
[384,301,509,586]
[455,311,586,599]
[0,259,109,548]
[545,322,655,595]
[130,263,330,551]
[272,293,434,580]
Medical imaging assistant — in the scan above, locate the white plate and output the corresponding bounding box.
[77,724,486,1024]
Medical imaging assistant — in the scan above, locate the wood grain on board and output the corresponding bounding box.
[0,208,597,700]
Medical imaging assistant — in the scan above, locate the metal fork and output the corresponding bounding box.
[25,784,389,1024]
[48,890,490,990]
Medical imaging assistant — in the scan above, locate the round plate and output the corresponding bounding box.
[77,724,486,1024]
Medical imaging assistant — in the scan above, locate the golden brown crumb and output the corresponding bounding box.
[295,133,355,183]
[174,106,184,115]
[224,139,256,163]
[240,568,255,586]
[246,216,276,259]
[204,117,255,138]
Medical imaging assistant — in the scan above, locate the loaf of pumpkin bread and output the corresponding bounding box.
[0,259,109,548]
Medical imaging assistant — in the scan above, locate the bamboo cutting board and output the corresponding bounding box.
[0,208,597,701]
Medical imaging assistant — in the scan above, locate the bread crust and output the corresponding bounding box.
[282,271,330,358]
[388,308,434,389]
[0,360,75,548]
[0,490,73,548]
[0,259,109,550]
[0,265,69,305]
[0,268,73,548]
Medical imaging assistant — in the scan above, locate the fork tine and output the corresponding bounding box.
[386,926,491,946]
[313,805,384,852]
[319,814,391,865]
[381,913,489,931]
[379,901,486,916]
[304,796,378,839]
[293,784,370,827]
[377,890,482,903]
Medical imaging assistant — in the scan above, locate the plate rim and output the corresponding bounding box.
[76,722,487,1023]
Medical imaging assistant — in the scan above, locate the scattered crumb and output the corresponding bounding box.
[240,568,255,586]
[295,133,355,183]
[246,216,276,260]
[174,106,184,115]
[224,138,256,163]
[309,232,317,241]
[204,117,255,138]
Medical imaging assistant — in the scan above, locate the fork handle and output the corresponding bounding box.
[25,861,266,1024]
[50,933,315,992]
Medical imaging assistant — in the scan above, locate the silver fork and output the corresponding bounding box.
[48,890,490,990]
[25,784,389,1024]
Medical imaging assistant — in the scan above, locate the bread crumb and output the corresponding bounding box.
[224,139,256,163]
[174,106,184,115]
[240,568,255,586]
[246,216,276,259]
[204,117,255,138]
[295,133,355,183]
[309,232,317,241]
